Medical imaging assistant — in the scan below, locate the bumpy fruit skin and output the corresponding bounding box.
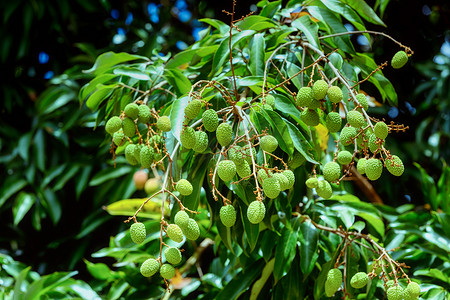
[296,87,314,107]
[229,146,244,165]
[133,144,143,163]
[138,105,151,124]
[122,117,136,137]
[166,224,184,243]
[217,160,237,182]
[237,160,252,179]
[185,99,202,119]
[391,51,408,69]
[274,173,289,191]
[247,200,266,224]
[202,109,219,132]
[243,146,257,164]
[160,264,176,279]
[193,131,209,153]
[157,116,171,132]
[347,110,365,128]
[374,121,389,140]
[164,247,182,265]
[105,116,122,135]
[357,158,367,174]
[282,170,295,189]
[368,133,385,153]
[323,161,341,182]
[325,268,342,297]
[216,123,233,147]
[326,112,342,133]
[387,285,405,300]
[124,103,139,119]
[140,258,159,277]
[113,130,125,146]
[340,126,357,146]
[355,93,369,111]
[305,177,318,189]
[176,179,193,196]
[265,95,275,108]
[350,272,369,289]
[184,218,200,240]
[385,155,404,176]
[174,210,190,229]
[316,180,332,199]
[288,152,306,169]
[220,205,237,227]
[327,86,343,103]
[130,222,146,244]
[260,135,278,153]
[365,158,383,180]
[140,146,154,168]
[180,127,196,149]
[301,109,320,126]
[125,144,139,165]
[385,280,395,290]
[313,79,328,100]
[262,177,281,199]
[405,282,420,298]
[257,168,273,185]
[337,151,353,165]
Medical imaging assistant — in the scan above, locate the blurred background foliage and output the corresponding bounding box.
[0,0,449,298]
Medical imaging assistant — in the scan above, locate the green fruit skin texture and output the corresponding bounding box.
[357,158,367,174]
[405,282,420,298]
[202,109,219,132]
[140,146,154,168]
[180,127,196,149]
[323,161,341,182]
[288,152,306,169]
[326,112,342,133]
[337,151,353,165]
[374,121,389,140]
[368,133,385,153]
[262,177,281,199]
[355,93,369,111]
[236,160,252,179]
[133,144,143,163]
[340,126,357,146]
[365,158,383,180]
[184,218,200,240]
[391,51,408,69]
[164,247,182,265]
[228,145,243,164]
[387,285,405,300]
[327,86,343,103]
[124,103,139,119]
[220,205,236,227]
[265,94,275,107]
[301,109,320,126]
[106,116,122,135]
[216,123,233,147]
[193,131,209,153]
[157,116,171,132]
[296,87,314,107]
[282,170,295,189]
[122,117,136,137]
[313,79,328,100]
[325,268,342,297]
[260,135,278,153]
[305,177,318,189]
[347,110,365,128]
[113,130,125,146]
[130,222,146,244]
[167,224,184,243]
[257,169,273,185]
[385,155,404,176]
[185,99,202,119]
[160,264,176,279]
[174,210,190,229]
[273,173,289,191]
[125,144,139,165]
[140,258,160,277]
[350,272,369,289]
[138,105,151,124]
[243,146,256,164]
[217,160,237,182]
[316,180,332,199]
[247,200,266,224]
[176,179,193,196]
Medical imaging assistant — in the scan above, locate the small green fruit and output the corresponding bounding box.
[125,144,139,166]
[229,145,244,165]
[185,99,202,120]
[405,281,420,298]
[137,105,151,124]
[164,247,182,265]
[337,150,353,165]
[217,160,237,182]
[247,200,265,224]
[323,161,341,182]
[265,95,275,108]
[387,285,405,300]
[301,109,320,126]
[260,135,278,153]
[193,131,209,153]
[365,158,383,180]
[257,168,273,185]
[130,222,146,244]
[357,158,367,174]
[282,170,295,189]
[305,177,318,189]
[262,177,281,199]
[105,116,122,135]
[174,210,190,229]
[202,109,219,132]
[327,86,343,103]
[140,146,154,168]
[385,155,404,176]
[273,173,289,191]
[391,51,408,69]
[133,144,143,163]
[124,103,139,119]
[243,145,256,164]
[180,127,196,149]
[183,218,200,240]
[340,126,357,146]
[325,268,342,297]
[157,116,171,132]
[368,133,385,153]
[326,112,342,133]
[288,151,306,169]
[140,258,159,277]
[220,205,236,227]
[236,160,252,180]
[113,130,125,146]
[313,79,328,100]
[316,180,332,199]
[355,93,369,111]
[160,263,176,279]
[350,272,369,289]
[347,110,365,128]
[374,121,389,140]
[216,123,233,147]
[296,87,314,107]
[166,224,184,243]
[176,179,193,196]
[122,117,136,137]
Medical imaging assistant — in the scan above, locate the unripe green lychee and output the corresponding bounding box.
[160,264,176,279]
[340,126,357,146]
[185,99,202,120]
[305,177,318,189]
[133,144,143,163]
[122,117,136,137]
[262,177,281,199]
[228,145,244,165]
[385,280,395,290]
[140,146,154,168]
[296,87,314,107]
[323,161,341,182]
[130,222,146,244]
[166,224,184,243]
[202,109,219,132]
[387,285,405,300]
[113,130,125,146]
[325,268,342,297]
[193,131,208,153]
[176,179,193,196]
[257,168,273,185]
[327,86,343,103]
[137,105,151,124]
[247,200,265,224]
[220,205,236,227]
[391,51,408,69]
[273,173,289,191]
[260,135,278,153]
[365,158,383,180]
[368,133,385,153]
[350,272,369,289]
[326,112,342,133]
[316,180,332,199]
[217,160,237,182]
[243,145,257,164]
[216,123,233,147]
[385,155,404,176]
[237,160,252,180]
[124,103,139,119]
[288,151,306,169]
[313,79,328,100]
[405,281,420,298]
[337,150,353,165]
[301,109,320,126]
[105,116,122,135]
[164,247,182,265]
[282,170,295,189]
[183,218,200,240]
[265,95,275,108]
[180,127,196,149]
[157,116,171,132]
[125,144,139,165]
[355,93,369,111]
[357,158,367,174]
[174,210,190,229]
[374,121,389,140]
[347,110,365,128]
[140,258,159,277]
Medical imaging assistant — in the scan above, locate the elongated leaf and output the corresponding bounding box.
[292,15,320,48]
[284,119,319,164]
[169,96,189,144]
[113,66,150,81]
[342,0,386,26]
[249,34,265,76]
[164,69,192,95]
[250,258,275,300]
[13,192,35,226]
[298,220,319,278]
[238,15,277,31]
[84,52,148,75]
[0,178,27,207]
[89,166,132,186]
[260,110,294,157]
[79,74,118,103]
[104,198,169,218]
[86,84,116,111]
[274,226,298,281]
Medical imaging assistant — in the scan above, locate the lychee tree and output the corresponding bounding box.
[80,1,446,299]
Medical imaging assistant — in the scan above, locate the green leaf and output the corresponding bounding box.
[274,226,298,281]
[169,96,189,144]
[79,74,118,103]
[342,0,386,26]
[89,166,132,186]
[84,260,116,280]
[24,271,78,299]
[298,220,319,278]
[249,34,265,76]
[53,164,80,191]
[13,192,35,226]
[284,119,319,164]
[86,84,117,111]
[292,15,320,48]
[84,52,148,75]
[41,188,61,225]
[104,198,168,219]
[240,199,261,251]
[33,128,45,171]
[164,69,192,95]
[0,178,27,207]
[198,18,230,34]
[238,15,277,31]
[250,258,275,300]
[113,66,150,81]
[183,155,209,211]
[259,0,281,18]
[260,110,294,157]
